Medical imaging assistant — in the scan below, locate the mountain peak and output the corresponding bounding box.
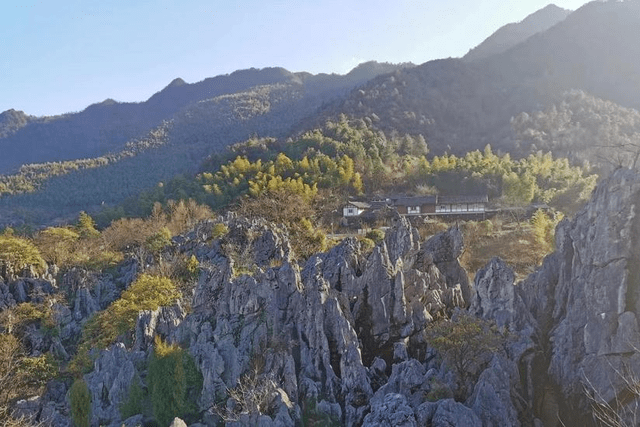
[0,108,32,138]
[168,77,187,87]
[464,3,571,62]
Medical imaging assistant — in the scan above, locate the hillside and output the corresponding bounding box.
[314,0,640,161]
[3,1,640,230]
[4,2,640,426]
[0,166,637,427]
[0,63,409,227]
[0,63,408,175]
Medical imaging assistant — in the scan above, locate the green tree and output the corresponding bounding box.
[145,227,172,256]
[70,379,91,427]
[148,337,202,427]
[77,211,100,239]
[120,374,145,420]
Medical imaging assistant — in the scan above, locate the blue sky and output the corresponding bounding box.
[1,0,590,117]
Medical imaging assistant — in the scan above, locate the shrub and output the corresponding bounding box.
[365,229,385,244]
[214,360,277,422]
[0,235,46,280]
[427,313,505,400]
[417,220,448,240]
[185,255,199,278]
[70,379,91,427]
[357,237,376,254]
[69,274,180,374]
[211,223,229,239]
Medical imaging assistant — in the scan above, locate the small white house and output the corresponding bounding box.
[343,201,371,217]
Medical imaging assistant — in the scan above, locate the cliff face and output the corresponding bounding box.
[470,168,640,426]
[541,169,640,425]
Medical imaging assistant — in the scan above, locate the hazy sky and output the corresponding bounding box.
[2,0,591,117]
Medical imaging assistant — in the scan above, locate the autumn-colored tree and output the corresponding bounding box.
[236,188,326,259]
[0,235,46,281]
[35,227,80,266]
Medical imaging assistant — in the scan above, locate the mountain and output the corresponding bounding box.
[0,109,33,139]
[4,1,640,228]
[463,4,571,62]
[0,63,411,226]
[0,63,410,175]
[312,0,640,160]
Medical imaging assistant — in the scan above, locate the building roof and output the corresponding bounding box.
[346,201,371,209]
[437,195,488,204]
[391,195,437,206]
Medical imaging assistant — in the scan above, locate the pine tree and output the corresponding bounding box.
[70,379,91,427]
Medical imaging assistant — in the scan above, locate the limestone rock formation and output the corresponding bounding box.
[467,169,640,426]
[67,213,478,427]
[22,167,640,426]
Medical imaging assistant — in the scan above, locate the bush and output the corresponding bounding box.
[365,229,385,244]
[427,313,505,400]
[211,223,229,239]
[0,235,46,280]
[357,237,376,254]
[69,274,180,374]
[70,379,91,427]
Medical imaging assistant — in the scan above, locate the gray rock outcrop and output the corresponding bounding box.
[84,343,145,426]
[95,215,472,427]
[467,169,640,426]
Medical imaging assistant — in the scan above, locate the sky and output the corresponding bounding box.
[1,0,592,117]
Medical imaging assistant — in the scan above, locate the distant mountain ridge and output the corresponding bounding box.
[0,62,410,175]
[0,62,412,226]
[0,109,33,139]
[464,4,571,62]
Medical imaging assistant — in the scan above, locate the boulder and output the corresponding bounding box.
[362,393,417,427]
[431,398,482,427]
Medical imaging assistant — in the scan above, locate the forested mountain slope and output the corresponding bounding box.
[0,63,409,227]
[312,1,640,160]
[0,62,408,175]
[4,1,640,229]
